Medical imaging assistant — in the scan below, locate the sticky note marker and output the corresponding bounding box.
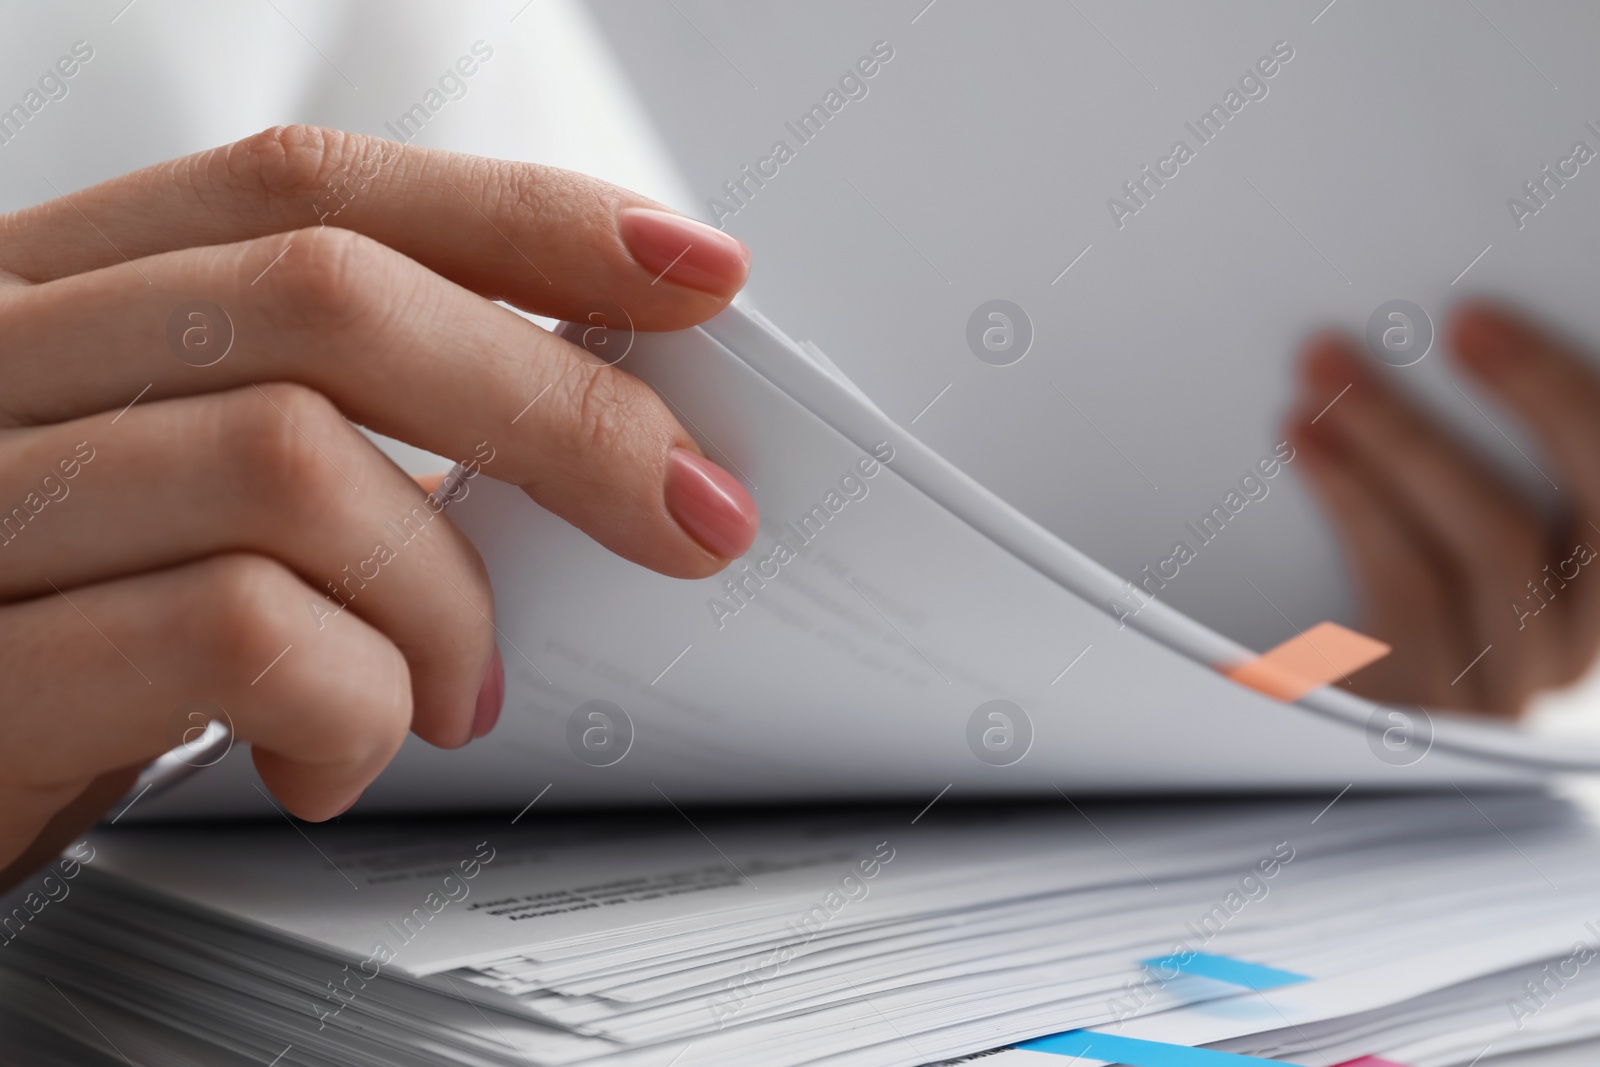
[1141,952,1310,992]
[1221,621,1390,703]
[1018,1030,1300,1065]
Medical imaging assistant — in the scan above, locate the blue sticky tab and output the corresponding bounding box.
[1140,952,1311,991]
[1017,1030,1300,1065]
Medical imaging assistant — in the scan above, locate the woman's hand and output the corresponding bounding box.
[0,126,759,880]
[1286,303,1600,718]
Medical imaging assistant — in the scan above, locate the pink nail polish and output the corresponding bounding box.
[665,447,759,559]
[618,207,751,295]
[472,647,504,740]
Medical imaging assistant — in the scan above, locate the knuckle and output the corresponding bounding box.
[491,161,611,244]
[550,363,663,462]
[571,367,630,456]
[226,382,349,499]
[253,226,395,335]
[185,553,302,676]
[552,364,620,458]
[220,125,358,203]
[183,556,411,769]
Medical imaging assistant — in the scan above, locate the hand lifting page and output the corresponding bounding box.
[133,303,1600,820]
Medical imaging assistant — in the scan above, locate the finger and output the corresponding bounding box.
[1452,302,1600,517]
[1451,302,1600,677]
[1300,335,1552,712]
[1286,410,1479,711]
[1305,334,1538,572]
[4,226,761,576]
[0,126,749,328]
[0,766,137,894]
[0,384,497,748]
[0,552,414,869]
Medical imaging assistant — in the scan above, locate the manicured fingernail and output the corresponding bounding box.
[618,207,751,295]
[665,447,759,559]
[472,647,504,740]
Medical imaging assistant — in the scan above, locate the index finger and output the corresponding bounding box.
[1451,302,1600,520]
[0,126,749,329]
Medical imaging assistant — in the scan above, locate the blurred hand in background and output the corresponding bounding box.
[1287,304,1600,719]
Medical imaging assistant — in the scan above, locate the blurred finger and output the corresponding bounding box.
[1301,335,1556,711]
[1287,412,1474,711]
[1453,302,1600,519]
[1452,302,1600,678]
[1305,334,1537,578]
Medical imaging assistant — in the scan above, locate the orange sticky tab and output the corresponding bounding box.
[1222,621,1390,703]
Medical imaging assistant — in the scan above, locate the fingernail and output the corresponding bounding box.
[618,208,751,295]
[472,647,504,740]
[335,791,364,817]
[665,447,759,559]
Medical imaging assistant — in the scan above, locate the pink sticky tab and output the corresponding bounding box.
[1333,1059,1411,1067]
[1221,621,1390,703]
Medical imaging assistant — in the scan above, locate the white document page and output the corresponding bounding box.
[591,0,1600,653]
[141,304,1597,818]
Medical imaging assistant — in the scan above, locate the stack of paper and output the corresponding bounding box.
[8,791,1600,1065]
